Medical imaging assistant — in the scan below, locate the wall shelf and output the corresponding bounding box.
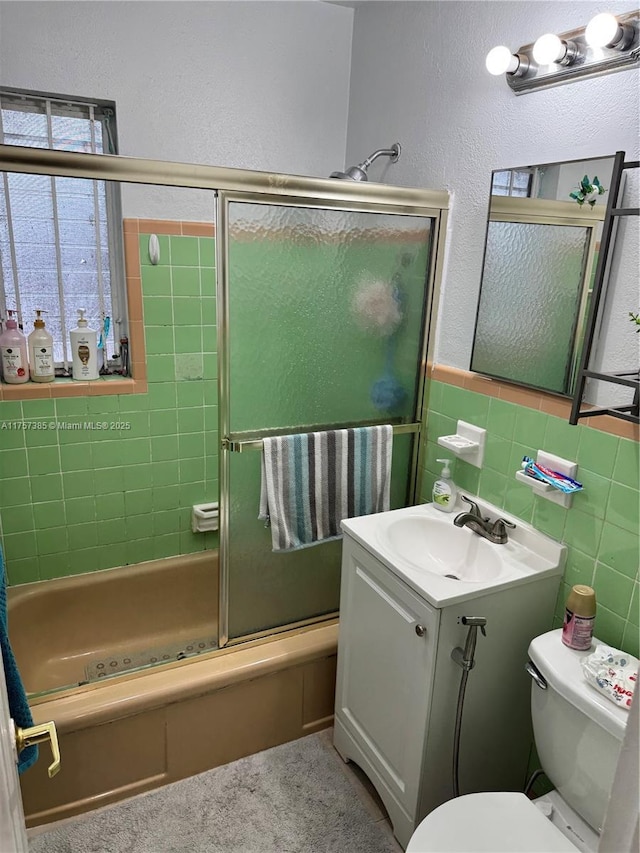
[570,152,639,427]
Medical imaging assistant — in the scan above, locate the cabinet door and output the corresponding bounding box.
[335,540,439,814]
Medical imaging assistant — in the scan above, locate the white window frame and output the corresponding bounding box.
[491,168,537,199]
[0,88,127,372]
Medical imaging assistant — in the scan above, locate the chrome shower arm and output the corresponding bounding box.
[329,142,401,181]
[359,143,401,170]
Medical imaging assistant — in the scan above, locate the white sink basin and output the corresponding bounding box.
[379,513,504,582]
[341,497,567,607]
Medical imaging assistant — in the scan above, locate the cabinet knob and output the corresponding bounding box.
[415,624,426,637]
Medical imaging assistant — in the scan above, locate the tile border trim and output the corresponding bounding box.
[429,364,638,442]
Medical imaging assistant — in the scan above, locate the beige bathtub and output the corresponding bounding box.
[8,553,338,827]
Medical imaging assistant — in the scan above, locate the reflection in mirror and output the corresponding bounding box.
[471,156,615,397]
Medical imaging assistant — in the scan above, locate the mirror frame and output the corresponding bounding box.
[471,156,612,398]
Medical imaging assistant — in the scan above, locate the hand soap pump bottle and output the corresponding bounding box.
[70,308,99,381]
[432,458,458,513]
[28,310,55,383]
[0,310,29,384]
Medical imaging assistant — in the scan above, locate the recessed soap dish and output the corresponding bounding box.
[515,471,555,493]
[436,420,486,468]
[514,451,579,509]
[439,435,477,451]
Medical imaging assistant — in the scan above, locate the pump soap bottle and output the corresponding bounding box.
[70,309,99,380]
[432,458,458,513]
[0,310,29,384]
[28,310,55,383]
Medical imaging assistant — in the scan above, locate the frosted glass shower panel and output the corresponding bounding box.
[472,221,590,394]
[227,433,415,640]
[227,203,432,432]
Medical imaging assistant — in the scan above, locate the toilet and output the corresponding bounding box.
[406,629,629,853]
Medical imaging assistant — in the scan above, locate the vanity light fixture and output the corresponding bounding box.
[486,9,639,94]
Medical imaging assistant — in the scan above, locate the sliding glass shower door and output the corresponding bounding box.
[218,196,437,643]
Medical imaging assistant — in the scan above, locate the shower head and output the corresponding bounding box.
[330,143,401,181]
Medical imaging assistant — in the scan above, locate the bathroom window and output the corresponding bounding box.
[0,89,125,369]
[491,168,534,198]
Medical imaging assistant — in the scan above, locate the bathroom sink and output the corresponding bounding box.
[378,513,505,582]
[341,496,567,607]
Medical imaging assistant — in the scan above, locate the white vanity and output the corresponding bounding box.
[333,497,566,849]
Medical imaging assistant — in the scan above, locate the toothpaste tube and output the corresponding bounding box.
[521,456,583,494]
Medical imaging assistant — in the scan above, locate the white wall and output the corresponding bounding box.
[345,1,640,371]
[0,0,354,219]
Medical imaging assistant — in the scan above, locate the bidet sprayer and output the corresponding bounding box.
[452,616,487,672]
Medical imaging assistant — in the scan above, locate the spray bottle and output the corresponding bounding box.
[28,310,55,383]
[0,310,29,384]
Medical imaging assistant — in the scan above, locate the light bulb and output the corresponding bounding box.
[485,45,519,75]
[585,12,621,47]
[532,33,566,65]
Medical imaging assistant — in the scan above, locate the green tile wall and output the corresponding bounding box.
[0,232,218,586]
[420,381,639,656]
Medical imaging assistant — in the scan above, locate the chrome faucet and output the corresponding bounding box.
[453,496,515,544]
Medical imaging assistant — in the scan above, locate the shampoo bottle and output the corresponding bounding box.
[28,310,55,383]
[0,310,29,384]
[70,309,99,381]
[432,458,458,513]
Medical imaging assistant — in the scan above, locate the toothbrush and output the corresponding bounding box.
[521,457,583,494]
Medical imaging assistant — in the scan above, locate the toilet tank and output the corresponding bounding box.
[528,629,629,835]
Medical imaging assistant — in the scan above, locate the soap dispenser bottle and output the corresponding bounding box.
[0,310,29,384]
[70,308,99,380]
[28,310,55,383]
[432,458,458,513]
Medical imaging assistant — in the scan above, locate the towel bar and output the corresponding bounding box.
[222,422,421,453]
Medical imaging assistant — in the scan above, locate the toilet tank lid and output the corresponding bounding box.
[528,630,629,742]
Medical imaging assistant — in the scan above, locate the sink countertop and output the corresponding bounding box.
[341,497,566,608]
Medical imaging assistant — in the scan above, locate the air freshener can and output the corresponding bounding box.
[562,584,596,650]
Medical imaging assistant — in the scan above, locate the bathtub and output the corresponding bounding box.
[8,553,338,827]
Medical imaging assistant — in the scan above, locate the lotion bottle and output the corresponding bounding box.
[0,310,29,384]
[28,310,55,383]
[432,458,458,513]
[70,308,99,381]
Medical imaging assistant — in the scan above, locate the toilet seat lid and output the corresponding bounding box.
[406,793,579,853]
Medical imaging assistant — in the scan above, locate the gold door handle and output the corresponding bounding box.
[15,721,61,778]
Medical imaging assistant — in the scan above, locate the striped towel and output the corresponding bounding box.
[259,425,393,552]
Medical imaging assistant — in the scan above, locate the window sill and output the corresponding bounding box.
[0,375,147,401]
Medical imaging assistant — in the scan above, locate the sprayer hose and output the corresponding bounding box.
[452,667,469,798]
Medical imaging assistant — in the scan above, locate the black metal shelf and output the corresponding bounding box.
[570,152,639,426]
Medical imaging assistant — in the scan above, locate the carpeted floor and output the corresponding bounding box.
[29,730,402,853]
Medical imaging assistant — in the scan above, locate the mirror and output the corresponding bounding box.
[471,155,615,396]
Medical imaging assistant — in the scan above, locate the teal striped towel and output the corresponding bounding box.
[259,425,393,552]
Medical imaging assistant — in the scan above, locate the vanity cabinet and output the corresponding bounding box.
[334,541,439,817]
[334,524,562,849]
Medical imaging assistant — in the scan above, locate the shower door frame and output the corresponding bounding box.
[0,142,449,655]
[216,190,448,647]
